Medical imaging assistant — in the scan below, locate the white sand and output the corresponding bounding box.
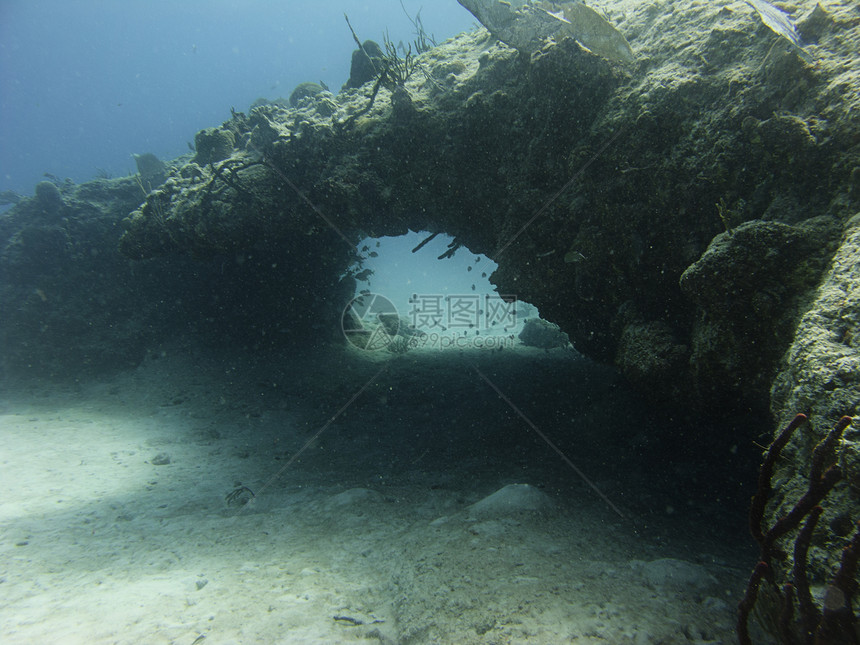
[0,344,751,644]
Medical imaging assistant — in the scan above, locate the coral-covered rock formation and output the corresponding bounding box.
[680,218,839,409]
[118,1,859,419]
[0,172,352,378]
[767,215,860,583]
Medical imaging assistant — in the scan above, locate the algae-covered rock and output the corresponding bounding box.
[289,81,326,107]
[797,2,836,43]
[344,39,383,89]
[249,96,291,111]
[133,152,167,188]
[518,318,570,350]
[1,166,354,379]
[767,213,860,583]
[33,180,64,218]
[0,189,23,206]
[771,214,860,429]
[0,175,170,376]
[616,319,688,401]
[680,219,838,410]
[194,127,236,165]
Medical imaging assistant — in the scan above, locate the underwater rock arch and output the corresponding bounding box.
[119,30,625,355]
[120,1,858,420]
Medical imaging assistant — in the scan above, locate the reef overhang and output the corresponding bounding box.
[120,0,859,418]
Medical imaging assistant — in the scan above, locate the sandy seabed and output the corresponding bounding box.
[1,343,755,644]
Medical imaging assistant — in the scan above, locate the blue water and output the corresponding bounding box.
[357,232,503,327]
[0,0,473,198]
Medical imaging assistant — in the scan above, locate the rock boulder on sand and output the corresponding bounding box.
[468,483,554,517]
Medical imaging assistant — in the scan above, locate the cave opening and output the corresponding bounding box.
[342,230,564,355]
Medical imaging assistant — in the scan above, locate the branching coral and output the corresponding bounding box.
[738,413,860,644]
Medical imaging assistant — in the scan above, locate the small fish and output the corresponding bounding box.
[369,251,378,258]
[467,266,472,272]
[354,268,374,281]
